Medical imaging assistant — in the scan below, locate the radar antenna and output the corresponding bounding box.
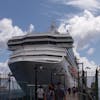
[28,24,34,34]
[50,22,59,34]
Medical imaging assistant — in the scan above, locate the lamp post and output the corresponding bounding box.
[95,66,100,100]
[50,68,56,83]
[75,61,84,90]
[34,65,55,99]
[34,65,43,100]
[85,67,91,89]
[50,71,54,83]
[8,73,13,100]
[77,63,84,91]
[75,58,80,92]
[95,68,98,100]
[98,65,100,100]
[34,66,38,100]
[75,58,85,100]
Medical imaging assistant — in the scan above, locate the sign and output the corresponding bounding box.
[70,67,78,78]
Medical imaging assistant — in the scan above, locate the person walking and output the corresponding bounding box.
[55,82,66,100]
[37,85,45,100]
[72,87,76,96]
[68,88,71,95]
[45,84,55,100]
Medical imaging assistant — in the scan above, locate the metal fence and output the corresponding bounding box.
[77,69,100,100]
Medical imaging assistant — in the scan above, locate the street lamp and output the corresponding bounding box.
[50,71,54,83]
[75,58,84,90]
[8,73,13,100]
[34,65,56,99]
[75,58,85,100]
[50,68,57,83]
[77,63,84,90]
[85,67,91,88]
[34,66,38,100]
[34,64,44,100]
[95,66,100,100]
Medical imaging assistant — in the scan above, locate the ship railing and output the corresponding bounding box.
[78,91,94,100]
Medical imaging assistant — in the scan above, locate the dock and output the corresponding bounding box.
[67,94,78,100]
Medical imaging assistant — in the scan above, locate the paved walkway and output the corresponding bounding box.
[66,93,78,100]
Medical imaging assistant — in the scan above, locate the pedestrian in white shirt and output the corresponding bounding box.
[37,85,45,100]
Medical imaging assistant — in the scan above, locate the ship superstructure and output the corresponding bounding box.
[7,31,78,93]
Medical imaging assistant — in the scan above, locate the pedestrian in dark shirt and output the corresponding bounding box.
[55,82,66,100]
[72,87,76,96]
[45,84,55,100]
[68,88,71,95]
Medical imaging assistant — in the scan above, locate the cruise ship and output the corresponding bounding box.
[7,29,78,93]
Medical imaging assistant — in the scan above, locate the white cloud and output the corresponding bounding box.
[87,48,94,55]
[73,48,97,76]
[0,18,26,74]
[51,0,100,11]
[67,0,100,11]
[0,18,26,48]
[0,60,10,74]
[58,10,100,50]
[0,18,35,74]
[58,10,100,75]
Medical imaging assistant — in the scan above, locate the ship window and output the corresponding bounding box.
[11,54,62,58]
[8,40,73,46]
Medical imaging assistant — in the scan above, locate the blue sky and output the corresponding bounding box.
[0,0,82,31]
[0,0,100,74]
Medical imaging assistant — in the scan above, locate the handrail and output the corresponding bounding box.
[78,92,94,100]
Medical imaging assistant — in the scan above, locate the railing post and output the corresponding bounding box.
[51,71,53,83]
